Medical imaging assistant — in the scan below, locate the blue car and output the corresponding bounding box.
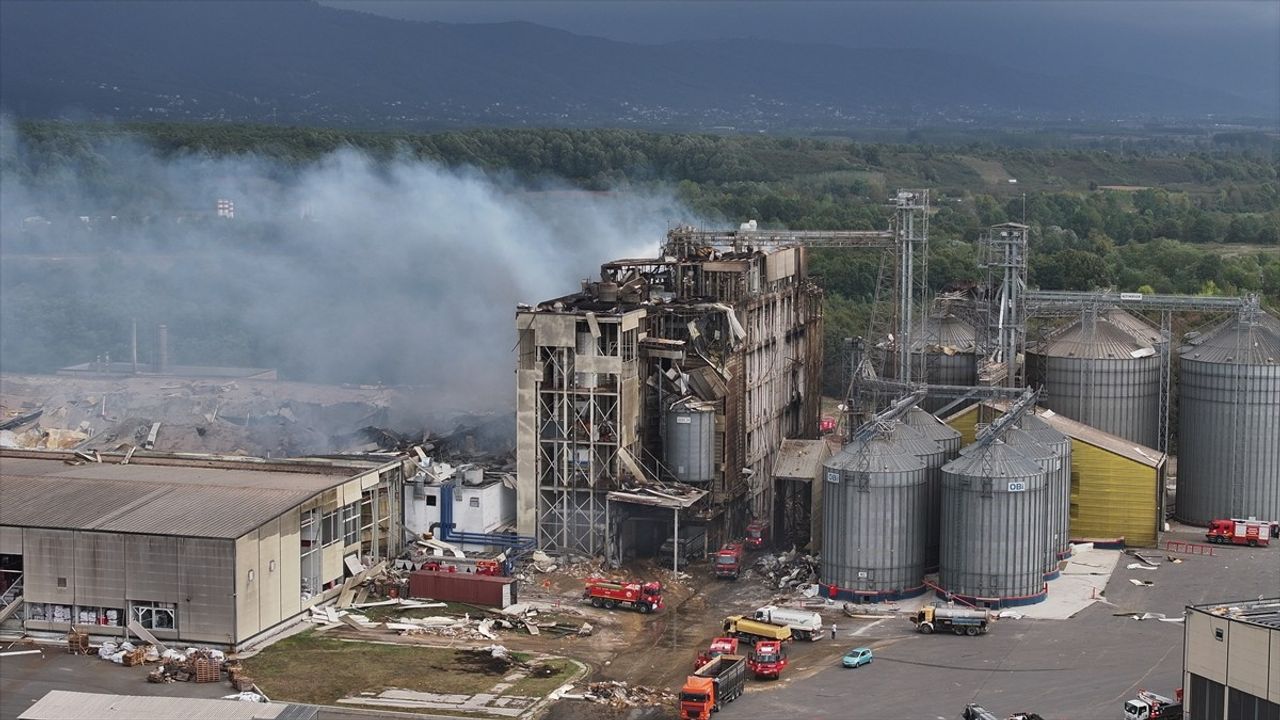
[841,647,873,668]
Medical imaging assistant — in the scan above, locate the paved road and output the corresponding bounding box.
[721,538,1279,720]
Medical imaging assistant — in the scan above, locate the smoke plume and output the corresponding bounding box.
[0,120,688,409]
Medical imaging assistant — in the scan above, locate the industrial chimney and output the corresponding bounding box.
[154,324,170,373]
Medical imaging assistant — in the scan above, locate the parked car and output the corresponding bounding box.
[841,647,874,668]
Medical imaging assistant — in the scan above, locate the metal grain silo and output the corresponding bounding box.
[1176,311,1280,525]
[962,428,1062,577]
[664,400,716,483]
[914,314,979,412]
[940,440,1049,606]
[1026,309,1162,448]
[821,433,929,601]
[1018,413,1073,564]
[887,422,946,572]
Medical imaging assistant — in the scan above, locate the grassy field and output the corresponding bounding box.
[241,632,575,707]
[1199,243,1280,259]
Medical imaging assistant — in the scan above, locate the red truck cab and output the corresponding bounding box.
[714,542,744,579]
[744,521,769,551]
[1206,518,1277,547]
[694,637,739,669]
[747,640,788,679]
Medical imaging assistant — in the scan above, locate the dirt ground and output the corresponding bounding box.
[493,556,849,720]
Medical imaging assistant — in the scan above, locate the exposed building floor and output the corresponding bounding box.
[1015,546,1121,620]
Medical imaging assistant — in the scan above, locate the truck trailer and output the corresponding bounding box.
[679,654,746,720]
[911,605,990,636]
[723,615,792,642]
[753,605,823,641]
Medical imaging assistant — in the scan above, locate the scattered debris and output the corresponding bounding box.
[1128,612,1184,623]
[1128,579,1153,587]
[559,681,676,708]
[1126,563,1159,571]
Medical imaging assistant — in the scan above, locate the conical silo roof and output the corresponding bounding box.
[886,421,944,461]
[961,427,1053,463]
[1036,309,1158,359]
[827,434,927,474]
[943,439,1045,479]
[911,313,977,352]
[1179,311,1280,366]
[903,407,963,454]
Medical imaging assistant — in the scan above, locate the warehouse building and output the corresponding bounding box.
[0,449,402,649]
[946,403,1165,547]
[1184,598,1280,720]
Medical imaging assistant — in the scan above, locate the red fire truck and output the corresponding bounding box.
[747,640,788,679]
[694,637,739,669]
[583,578,664,613]
[744,520,770,551]
[713,542,745,580]
[1205,517,1278,547]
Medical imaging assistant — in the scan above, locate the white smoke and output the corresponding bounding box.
[0,121,690,409]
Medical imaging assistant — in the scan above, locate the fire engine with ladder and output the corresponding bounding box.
[1123,688,1183,720]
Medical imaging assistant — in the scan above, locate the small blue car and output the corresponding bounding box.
[841,647,873,668]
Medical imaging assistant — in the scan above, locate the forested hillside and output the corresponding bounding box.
[3,121,1278,393]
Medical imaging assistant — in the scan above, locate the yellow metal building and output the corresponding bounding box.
[944,404,1165,547]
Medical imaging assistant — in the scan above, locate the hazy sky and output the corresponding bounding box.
[320,0,1280,104]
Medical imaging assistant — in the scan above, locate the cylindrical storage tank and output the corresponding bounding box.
[1018,414,1073,562]
[1026,309,1162,448]
[940,440,1049,607]
[664,402,716,483]
[963,428,1062,577]
[887,422,946,572]
[574,331,597,388]
[1176,312,1280,525]
[820,434,929,602]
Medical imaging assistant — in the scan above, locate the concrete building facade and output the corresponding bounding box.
[516,233,823,558]
[1184,598,1280,720]
[0,449,402,649]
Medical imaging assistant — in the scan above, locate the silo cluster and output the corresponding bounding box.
[1026,309,1162,448]
[1176,312,1280,525]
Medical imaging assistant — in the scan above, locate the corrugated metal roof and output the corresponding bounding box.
[18,691,292,719]
[0,453,373,538]
[988,402,1164,468]
[1035,310,1158,359]
[773,439,831,480]
[1180,311,1280,365]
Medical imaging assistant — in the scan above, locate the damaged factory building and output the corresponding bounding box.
[515,226,825,563]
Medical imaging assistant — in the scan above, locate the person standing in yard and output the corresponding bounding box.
[830,622,837,640]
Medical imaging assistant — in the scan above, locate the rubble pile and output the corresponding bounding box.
[750,550,820,591]
[556,681,676,708]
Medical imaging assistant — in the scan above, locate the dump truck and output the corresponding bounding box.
[583,578,664,613]
[713,542,744,580]
[1123,689,1183,720]
[1205,517,1278,547]
[753,605,823,641]
[747,640,788,679]
[723,615,792,642]
[694,637,739,670]
[744,520,770,550]
[679,654,746,720]
[911,604,990,636]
